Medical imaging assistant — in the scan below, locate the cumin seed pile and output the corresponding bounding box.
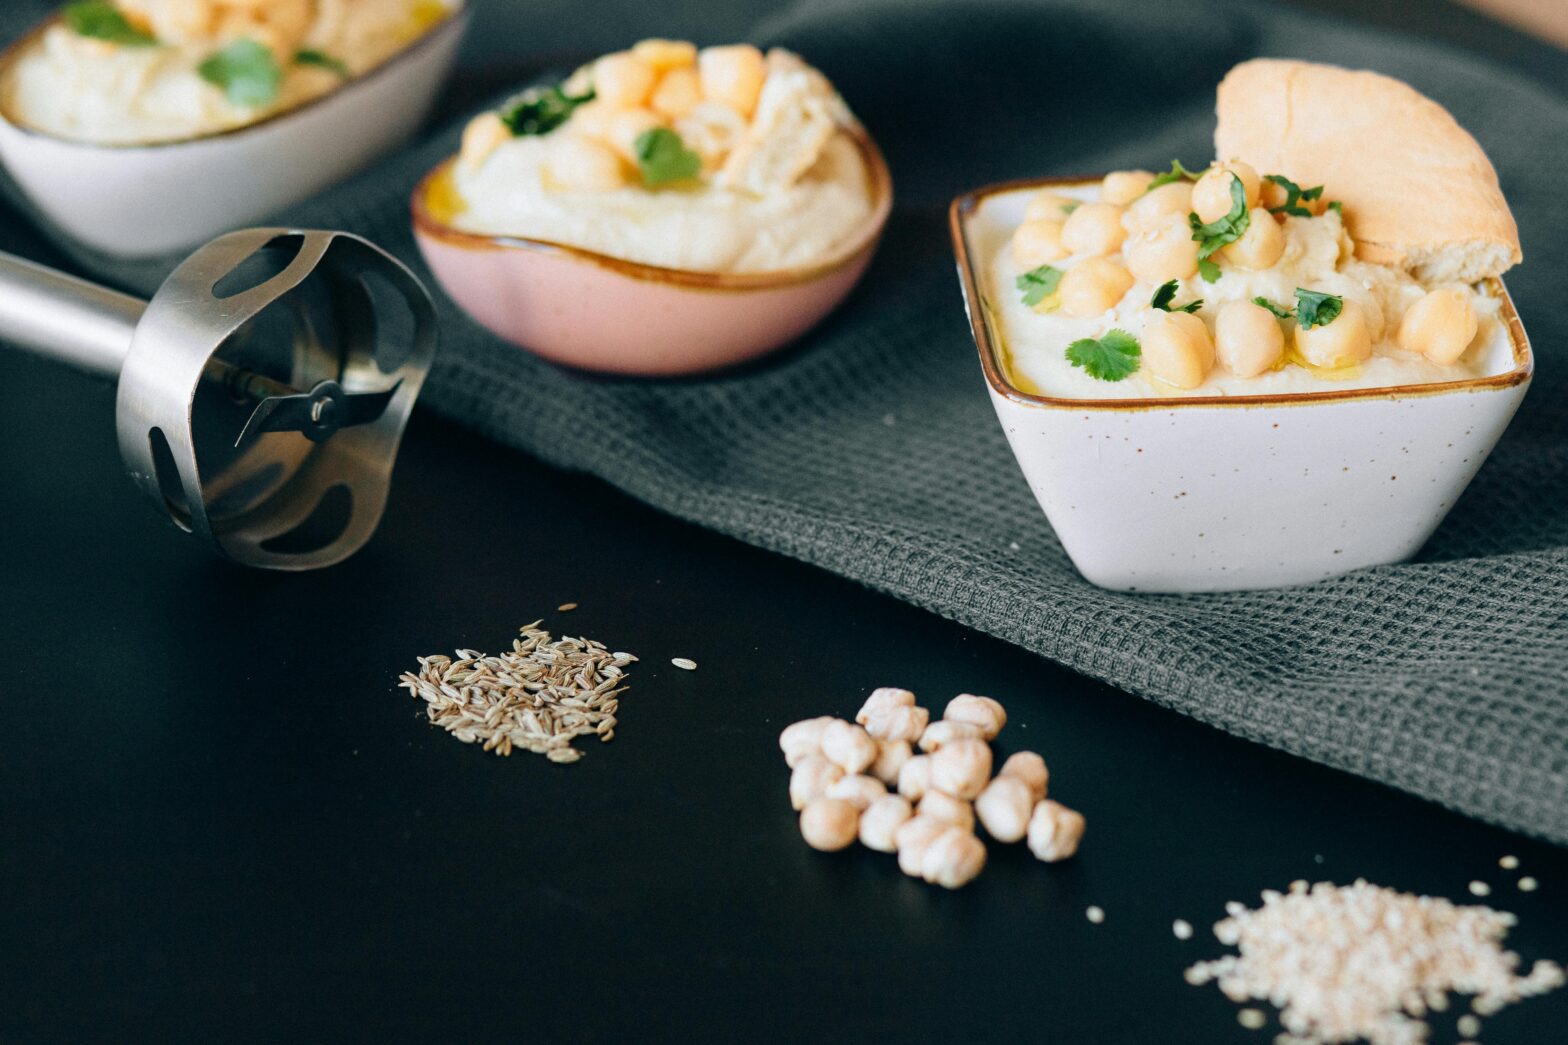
[399,622,636,762]
[1185,878,1564,1045]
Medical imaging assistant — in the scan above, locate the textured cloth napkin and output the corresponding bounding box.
[2,0,1566,841]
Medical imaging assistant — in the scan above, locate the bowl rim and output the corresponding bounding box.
[0,1,470,152]
[410,122,895,292]
[950,174,1534,412]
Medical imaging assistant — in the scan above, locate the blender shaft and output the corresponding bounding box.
[0,251,145,380]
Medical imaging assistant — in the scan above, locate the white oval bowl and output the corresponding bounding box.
[952,177,1534,594]
[0,8,469,258]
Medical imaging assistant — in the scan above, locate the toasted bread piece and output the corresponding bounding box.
[1214,58,1520,282]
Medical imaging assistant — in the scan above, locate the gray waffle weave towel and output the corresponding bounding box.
[1,0,1565,840]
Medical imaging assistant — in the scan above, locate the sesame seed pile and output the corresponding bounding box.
[1184,879,1564,1045]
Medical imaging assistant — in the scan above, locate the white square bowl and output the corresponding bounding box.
[951,176,1534,593]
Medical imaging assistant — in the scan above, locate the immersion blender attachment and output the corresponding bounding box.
[0,228,437,570]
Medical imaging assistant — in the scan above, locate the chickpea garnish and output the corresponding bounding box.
[975,774,1034,843]
[698,44,768,118]
[1100,169,1156,206]
[897,753,933,800]
[632,38,699,72]
[1027,800,1087,862]
[546,137,628,192]
[929,737,994,800]
[1125,181,1194,232]
[858,795,913,853]
[1397,286,1478,365]
[1142,310,1215,390]
[593,51,658,109]
[1061,202,1128,257]
[1024,191,1078,223]
[869,739,913,786]
[917,719,986,753]
[1294,299,1372,368]
[1223,208,1285,270]
[650,67,703,120]
[1124,217,1201,284]
[789,754,843,810]
[800,796,860,851]
[1010,219,1068,270]
[458,112,508,173]
[917,789,976,830]
[825,773,888,811]
[1058,258,1134,318]
[1215,301,1285,378]
[821,719,878,774]
[943,694,1007,740]
[999,751,1049,802]
[1192,160,1261,223]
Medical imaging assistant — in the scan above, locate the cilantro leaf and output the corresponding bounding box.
[1188,173,1250,283]
[199,39,283,107]
[1151,280,1202,313]
[1252,296,1294,319]
[64,1,156,45]
[499,83,596,137]
[1147,159,1201,193]
[1065,329,1141,382]
[1327,200,1343,215]
[1016,265,1063,307]
[1060,201,1080,215]
[295,48,350,77]
[634,127,701,187]
[1294,289,1343,329]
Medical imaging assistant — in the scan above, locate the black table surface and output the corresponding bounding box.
[3,3,1567,1043]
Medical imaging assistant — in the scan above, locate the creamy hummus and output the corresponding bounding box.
[442,42,878,274]
[984,182,1506,399]
[2,0,455,145]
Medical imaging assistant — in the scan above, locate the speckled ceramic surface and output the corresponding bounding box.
[0,8,468,259]
[952,177,1534,593]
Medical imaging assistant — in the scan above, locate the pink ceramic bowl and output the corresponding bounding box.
[410,128,892,376]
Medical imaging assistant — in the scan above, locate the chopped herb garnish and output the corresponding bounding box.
[294,48,350,77]
[1151,280,1202,313]
[1188,173,1250,283]
[1060,201,1081,215]
[1017,264,1063,307]
[1147,159,1202,193]
[198,38,282,107]
[63,1,156,45]
[1264,174,1326,218]
[1252,296,1294,320]
[634,127,701,187]
[498,83,596,137]
[1065,329,1141,382]
[1327,200,1343,215]
[1294,288,1343,329]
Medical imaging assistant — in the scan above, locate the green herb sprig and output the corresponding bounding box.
[1252,296,1294,320]
[1017,265,1063,307]
[1263,174,1325,218]
[198,39,283,107]
[634,127,701,187]
[1151,280,1202,314]
[1065,329,1141,382]
[1250,289,1344,329]
[63,1,156,45]
[1188,174,1250,283]
[499,83,596,137]
[1146,159,1202,193]
[294,49,350,77]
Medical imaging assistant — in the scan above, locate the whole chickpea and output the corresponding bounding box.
[821,719,877,775]
[632,38,699,72]
[858,795,913,853]
[459,112,508,173]
[1215,301,1286,377]
[895,814,948,876]
[1010,219,1067,270]
[799,797,860,852]
[856,686,916,725]
[1142,310,1216,390]
[649,68,703,120]
[1125,181,1193,232]
[1100,169,1156,206]
[917,719,985,753]
[789,755,843,811]
[1058,258,1134,318]
[897,754,933,800]
[1294,300,1372,368]
[1027,800,1086,862]
[594,52,658,109]
[999,751,1049,801]
[1061,202,1128,257]
[698,44,768,118]
[825,773,887,811]
[929,737,993,800]
[943,694,1007,740]
[920,827,988,889]
[1024,191,1078,223]
[869,739,913,786]
[1223,208,1285,270]
[601,108,666,165]
[862,704,929,744]
[917,789,975,830]
[1397,286,1478,365]
[1191,161,1261,223]
[1124,217,1201,284]
[779,715,836,768]
[546,137,628,192]
[975,775,1034,843]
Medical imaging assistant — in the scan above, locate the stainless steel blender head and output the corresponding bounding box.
[0,229,437,570]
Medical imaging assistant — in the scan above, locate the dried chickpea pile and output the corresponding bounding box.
[780,689,1085,889]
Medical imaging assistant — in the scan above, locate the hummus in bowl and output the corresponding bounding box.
[412,40,892,375]
[0,0,468,257]
[951,59,1532,593]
